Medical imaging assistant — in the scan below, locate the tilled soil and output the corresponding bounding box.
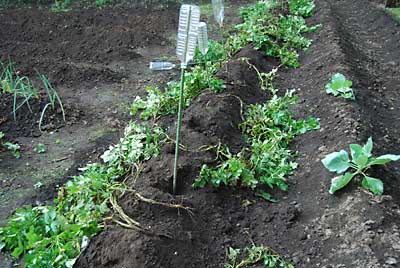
[0,1,251,267]
[0,2,181,267]
[75,0,400,267]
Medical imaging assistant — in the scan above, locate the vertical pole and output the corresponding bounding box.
[173,66,186,195]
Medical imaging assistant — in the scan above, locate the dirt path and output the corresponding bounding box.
[75,0,400,268]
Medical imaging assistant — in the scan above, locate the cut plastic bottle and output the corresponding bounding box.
[149,62,176,71]
[197,22,209,55]
[212,0,224,27]
[176,4,201,66]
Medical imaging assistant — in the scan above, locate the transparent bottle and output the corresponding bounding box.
[212,0,224,27]
[176,4,201,66]
[149,62,176,71]
[197,22,209,55]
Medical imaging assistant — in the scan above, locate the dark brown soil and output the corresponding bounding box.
[0,94,82,138]
[0,2,182,266]
[74,0,400,268]
[1,0,399,267]
[0,6,178,87]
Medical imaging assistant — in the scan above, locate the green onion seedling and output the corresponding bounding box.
[173,4,200,194]
[149,62,176,71]
[197,22,209,55]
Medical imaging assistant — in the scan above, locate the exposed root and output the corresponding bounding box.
[110,194,173,239]
[165,132,221,155]
[109,188,194,238]
[124,188,194,217]
[216,93,245,122]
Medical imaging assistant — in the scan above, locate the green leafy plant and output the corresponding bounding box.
[322,137,400,195]
[0,121,165,267]
[233,0,320,67]
[131,65,224,120]
[225,245,294,268]
[101,122,165,173]
[0,133,21,159]
[3,142,21,159]
[325,73,355,100]
[51,0,72,12]
[34,143,47,153]
[194,90,319,201]
[288,0,315,17]
[95,0,112,7]
[194,40,228,65]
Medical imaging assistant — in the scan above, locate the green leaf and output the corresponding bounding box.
[350,144,368,168]
[361,176,383,195]
[363,137,373,157]
[369,154,400,166]
[228,247,240,261]
[325,73,354,100]
[321,150,350,174]
[11,245,23,258]
[329,172,355,194]
[34,143,47,153]
[0,242,5,251]
[257,189,277,202]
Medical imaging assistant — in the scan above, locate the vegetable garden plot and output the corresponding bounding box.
[1,0,400,267]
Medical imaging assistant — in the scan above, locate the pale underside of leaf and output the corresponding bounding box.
[329,172,355,194]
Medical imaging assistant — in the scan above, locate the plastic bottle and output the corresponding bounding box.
[149,62,176,71]
[176,4,201,65]
[212,0,224,27]
[197,22,209,55]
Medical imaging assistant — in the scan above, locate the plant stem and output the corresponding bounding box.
[173,67,186,195]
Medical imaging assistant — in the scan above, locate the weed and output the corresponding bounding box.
[322,137,400,195]
[33,181,43,189]
[225,245,294,268]
[0,132,21,159]
[34,143,47,154]
[325,73,354,100]
[3,142,21,159]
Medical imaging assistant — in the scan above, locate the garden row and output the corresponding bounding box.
[1,0,399,267]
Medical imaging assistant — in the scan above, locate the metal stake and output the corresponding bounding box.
[173,67,186,194]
